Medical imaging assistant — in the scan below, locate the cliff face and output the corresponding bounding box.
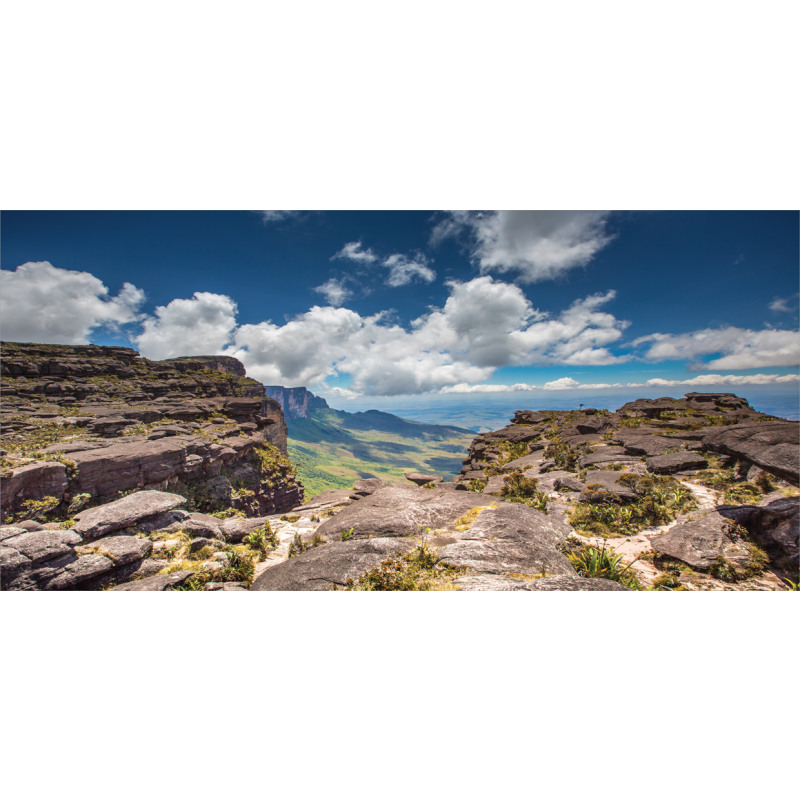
[263,385,329,420]
[0,343,304,521]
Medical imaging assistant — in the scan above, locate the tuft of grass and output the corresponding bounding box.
[345,543,464,591]
[244,523,279,558]
[567,541,641,589]
[499,472,548,512]
[341,527,354,541]
[454,505,495,531]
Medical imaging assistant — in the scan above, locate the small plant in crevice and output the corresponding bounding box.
[244,523,279,558]
[499,472,548,512]
[344,543,464,591]
[567,541,641,589]
[287,531,326,558]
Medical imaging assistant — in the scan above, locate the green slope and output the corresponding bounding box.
[287,408,475,500]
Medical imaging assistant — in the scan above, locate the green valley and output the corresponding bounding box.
[287,407,475,500]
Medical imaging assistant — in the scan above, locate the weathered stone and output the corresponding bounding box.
[352,478,387,495]
[497,451,546,473]
[1,529,82,565]
[315,485,492,541]
[579,448,640,468]
[702,421,799,485]
[554,475,588,493]
[73,490,186,539]
[42,553,115,590]
[483,425,542,444]
[108,570,193,591]
[404,472,443,486]
[1,461,68,513]
[651,511,758,571]
[218,516,272,543]
[575,417,611,434]
[646,452,708,474]
[580,471,638,503]
[520,576,630,591]
[83,535,153,565]
[252,538,416,591]
[189,537,219,552]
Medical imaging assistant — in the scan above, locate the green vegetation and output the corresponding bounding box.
[466,478,487,493]
[287,407,474,499]
[287,531,325,558]
[568,473,697,537]
[341,527,354,541]
[498,472,548,512]
[345,543,464,591]
[651,574,684,591]
[244,523,279,557]
[692,463,775,505]
[567,542,641,589]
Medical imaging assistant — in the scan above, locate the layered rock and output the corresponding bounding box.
[263,385,329,420]
[1,342,303,521]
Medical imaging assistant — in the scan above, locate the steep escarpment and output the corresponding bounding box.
[263,385,329,420]
[0,342,303,523]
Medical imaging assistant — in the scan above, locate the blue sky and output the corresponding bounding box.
[1,210,798,414]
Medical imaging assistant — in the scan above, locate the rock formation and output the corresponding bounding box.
[263,385,329,420]
[0,342,303,523]
[2,357,797,592]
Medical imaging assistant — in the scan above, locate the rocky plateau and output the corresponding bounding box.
[1,345,797,592]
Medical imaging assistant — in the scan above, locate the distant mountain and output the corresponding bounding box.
[263,385,329,420]
[282,404,475,499]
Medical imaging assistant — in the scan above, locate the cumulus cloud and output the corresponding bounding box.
[0,261,145,344]
[383,252,436,287]
[135,292,238,360]
[332,241,379,264]
[441,373,799,394]
[635,326,800,370]
[227,277,630,394]
[431,211,614,282]
[313,278,352,307]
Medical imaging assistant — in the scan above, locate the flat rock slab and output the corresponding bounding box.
[1,529,82,566]
[315,485,492,540]
[81,535,153,565]
[650,511,755,570]
[703,421,800,485]
[579,450,640,468]
[520,576,630,591]
[73,490,186,539]
[251,538,416,591]
[646,452,708,474]
[483,425,544,444]
[108,570,193,591]
[43,553,115,590]
[404,473,442,486]
[437,539,574,577]
[499,452,547,473]
[580,471,638,503]
[617,434,690,457]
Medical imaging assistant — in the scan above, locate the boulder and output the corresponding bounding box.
[650,511,758,571]
[483,425,543,444]
[42,553,115,590]
[251,538,416,591]
[616,433,690,457]
[82,535,153,565]
[352,478,388,495]
[580,471,638,503]
[646,452,708,474]
[73,490,186,539]
[497,451,546,473]
[314,485,492,541]
[579,449,640,468]
[702,421,799,485]
[404,473,443,487]
[1,461,68,513]
[108,570,194,591]
[575,417,610,434]
[218,516,272,543]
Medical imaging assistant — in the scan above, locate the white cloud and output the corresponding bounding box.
[635,326,800,370]
[258,211,300,223]
[331,241,379,264]
[135,292,238,360]
[431,210,614,282]
[383,252,436,287]
[313,278,352,307]
[331,241,437,287]
[441,373,799,394]
[769,294,798,314]
[0,261,145,344]
[228,277,630,394]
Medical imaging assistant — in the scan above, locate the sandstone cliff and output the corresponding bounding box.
[0,342,304,522]
[263,385,329,420]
